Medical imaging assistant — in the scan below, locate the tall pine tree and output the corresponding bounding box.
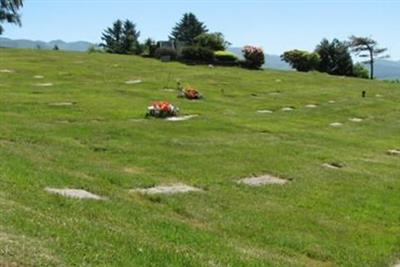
[121,20,140,54]
[0,0,24,34]
[170,13,208,45]
[101,20,123,54]
[101,19,140,54]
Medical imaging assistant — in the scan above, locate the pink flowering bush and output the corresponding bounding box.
[242,46,265,69]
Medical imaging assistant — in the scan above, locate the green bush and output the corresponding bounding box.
[154,47,177,60]
[181,46,214,62]
[281,50,320,72]
[142,38,157,57]
[214,51,238,62]
[87,45,104,53]
[194,33,229,51]
[353,63,369,79]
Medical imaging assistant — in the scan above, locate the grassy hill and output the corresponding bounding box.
[0,48,399,267]
[2,37,399,80]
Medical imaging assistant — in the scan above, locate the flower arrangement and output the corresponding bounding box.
[146,101,179,118]
[179,86,202,100]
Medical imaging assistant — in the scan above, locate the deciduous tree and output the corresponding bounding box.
[281,50,320,72]
[194,32,230,51]
[315,38,354,76]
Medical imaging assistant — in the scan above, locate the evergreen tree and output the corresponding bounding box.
[315,38,354,76]
[101,19,140,54]
[349,36,388,79]
[53,44,59,51]
[121,20,140,54]
[0,0,24,34]
[143,38,157,57]
[101,20,124,54]
[170,13,208,45]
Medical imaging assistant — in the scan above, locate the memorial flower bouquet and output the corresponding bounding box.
[146,101,179,118]
[179,86,202,100]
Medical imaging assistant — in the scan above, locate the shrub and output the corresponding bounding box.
[154,47,177,60]
[353,63,369,79]
[214,51,238,62]
[194,33,230,51]
[181,46,214,62]
[242,46,265,69]
[142,38,157,57]
[281,50,320,72]
[87,45,104,53]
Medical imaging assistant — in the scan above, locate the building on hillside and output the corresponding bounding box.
[157,41,175,50]
[157,40,185,58]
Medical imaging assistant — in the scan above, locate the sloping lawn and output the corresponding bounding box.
[1,48,399,266]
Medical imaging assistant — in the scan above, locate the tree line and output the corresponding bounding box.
[99,13,387,78]
[281,37,387,79]
[101,13,220,55]
[99,13,265,69]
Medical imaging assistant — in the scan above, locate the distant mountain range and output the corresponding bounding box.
[1,37,399,80]
[0,37,94,51]
[371,60,400,80]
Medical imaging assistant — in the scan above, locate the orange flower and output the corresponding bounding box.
[184,86,200,99]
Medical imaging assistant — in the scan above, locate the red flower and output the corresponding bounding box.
[153,101,172,112]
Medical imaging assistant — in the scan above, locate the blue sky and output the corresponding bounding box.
[2,0,400,59]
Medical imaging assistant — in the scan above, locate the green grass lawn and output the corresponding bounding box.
[0,48,399,267]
